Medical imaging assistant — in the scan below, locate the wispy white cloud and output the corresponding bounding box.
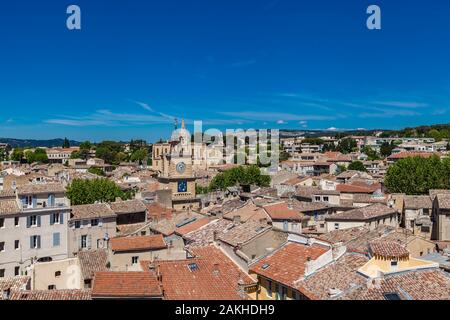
[372,101,428,108]
[220,111,338,121]
[358,109,421,118]
[432,107,450,115]
[276,120,286,124]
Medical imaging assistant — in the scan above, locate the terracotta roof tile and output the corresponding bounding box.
[92,272,162,298]
[336,184,374,194]
[403,195,432,209]
[141,246,255,300]
[249,242,329,289]
[175,217,212,236]
[326,204,398,222]
[0,198,20,216]
[9,289,91,300]
[109,199,147,215]
[218,220,270,247]
[70,203,116,220]
[297,253,369,300]
[77,249,109,280]
[110,234,166,252]
[17,182,65,195]
[352,269,450,300]
[369,241,409,259]
[223,202,269,223]
[183,219,234,249]
[262,202,306,221]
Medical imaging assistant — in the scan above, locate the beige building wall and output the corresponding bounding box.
[68,217,117,256]
[30,258,82,290]
[110,247,186,272]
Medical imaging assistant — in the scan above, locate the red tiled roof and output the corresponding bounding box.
[110,235,166,252]
[326,204,398,222]
[9,289,92,300]
[388,152,436,160]
[249,242,329,289]
[175,217,212,236]
[353,269,450,300]
[370,241,409,259]
[92,272,162,298]
[146,202,174,220]
[296,253,369,300]
[262,202,305,221]
[141,246,256,300]
[336,184,374,193]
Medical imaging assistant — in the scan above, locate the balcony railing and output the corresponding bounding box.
[20,199,70,211]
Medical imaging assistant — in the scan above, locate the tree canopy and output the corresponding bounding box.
[208,165,271,191]
[385,156,450,195]
[336,138,357,154]
[66,178,132,205]
[25,148,48,164]
[348,161,367,172]
[95,141,124,165]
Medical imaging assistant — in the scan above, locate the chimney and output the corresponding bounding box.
[233,215,241,225]
[213,230,219,241]
[259,218,267,226]
[212,263,220,276]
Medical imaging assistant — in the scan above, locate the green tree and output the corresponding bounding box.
[88,167,105,176]
[25,148,49,164]
[361,146,379,160]
[337,138,357,154]
[428,129,442,142]
[130,149,148,164]
[79,141,92,150]
[380,141,395,157]
[96,141,124,164]
[11,148,24,162]
[385,156,448,195]
[336,164,347,174]
[70,151,81,159]
[62,137,71,148]
[348,161,367,172]
[209,165,271,191]
[66,178,131,205]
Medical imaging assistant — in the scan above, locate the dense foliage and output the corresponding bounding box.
[385,156,450,195]
[348,161,367,172]
[208,165,271,192]
[66,178,132,205]
[25,148,49,164]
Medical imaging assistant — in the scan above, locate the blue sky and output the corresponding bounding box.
[1,0,450,142]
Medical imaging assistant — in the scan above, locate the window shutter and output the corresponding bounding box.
[37,216,41,227]
[32,195,37,208]
[26,216,31,228]
[53,233,60,247]
[60,213,64,224]
[29,236,33,249]
[50,214,54,225]
[37,236,41,249]
[98,219,103,227]
[87,235,92,249]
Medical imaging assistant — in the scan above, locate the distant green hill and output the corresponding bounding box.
[0,138,81,148]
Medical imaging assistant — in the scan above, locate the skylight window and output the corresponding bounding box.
[262,263,270,270]
[188,263,199,272]
[383,293,401,300]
